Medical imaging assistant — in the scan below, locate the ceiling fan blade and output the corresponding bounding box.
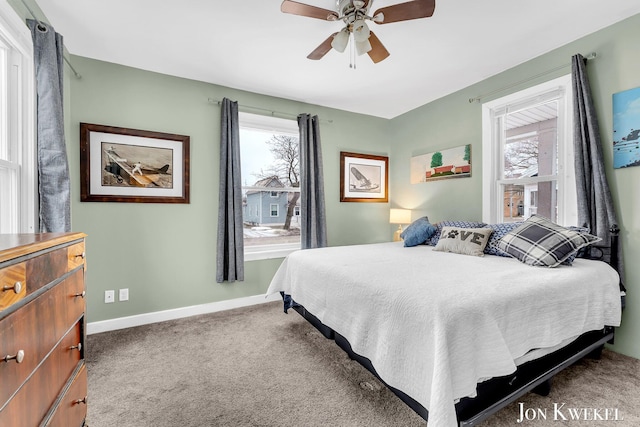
[281,0,339,21]
[373,0,435,24]
[307,33,338,60]
[367,31,390,63]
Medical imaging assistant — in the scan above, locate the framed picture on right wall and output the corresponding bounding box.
[613,86,640,169]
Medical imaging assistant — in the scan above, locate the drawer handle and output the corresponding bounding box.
[73,290,86,298]
[69,343,82,352]
[2,281,23,294]
[73,396,88,405]
[75,252,86,259]
[3,350,25,364]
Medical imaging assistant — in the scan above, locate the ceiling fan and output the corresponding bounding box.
[281,0,436,64]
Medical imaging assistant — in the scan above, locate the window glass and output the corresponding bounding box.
[500,99,559,223]
[0,40,7,160]
[0,6,35,233]
[482,75,576,226]
[239,113,300,259]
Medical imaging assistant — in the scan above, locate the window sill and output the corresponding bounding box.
[244,243,299,261]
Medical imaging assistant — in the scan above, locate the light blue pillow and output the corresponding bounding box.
[484,222,524,256]
[401,217,437,247]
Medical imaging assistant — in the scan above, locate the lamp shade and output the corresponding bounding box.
[331,29,349,53]
[355,38,372,56]
[352,19,370,43]
[389,209,412,224]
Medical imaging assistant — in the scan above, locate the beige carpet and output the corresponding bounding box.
[86,301,640,426]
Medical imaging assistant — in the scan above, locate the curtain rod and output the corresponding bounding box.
[468,52,596,103]
[19,0,82,79]
[208,98,332,124]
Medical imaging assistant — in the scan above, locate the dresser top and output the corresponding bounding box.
[0,233,86,263]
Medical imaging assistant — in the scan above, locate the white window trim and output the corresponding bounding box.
[239,112,300,261]
[481,74,576,226]
[0,2,36,233]
[269,203,279,217]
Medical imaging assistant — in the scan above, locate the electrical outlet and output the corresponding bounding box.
[119,288,129,301]
[105,290,115,304]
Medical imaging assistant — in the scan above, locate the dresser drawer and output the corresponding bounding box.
[25,247,68,295]
[0,322,84,427]
[67,242,86,272]
[0,269,85,408]
[0,263,26,310]
[41,363,87,427]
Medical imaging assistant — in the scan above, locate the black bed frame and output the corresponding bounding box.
[288,226,624,426]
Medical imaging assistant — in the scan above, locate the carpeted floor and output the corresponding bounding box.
[86,301,640,426]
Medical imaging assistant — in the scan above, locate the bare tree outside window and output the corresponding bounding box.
[504,137,540,178]
[254,134,300,231]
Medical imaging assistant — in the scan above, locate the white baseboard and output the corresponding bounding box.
[87,293,282,335]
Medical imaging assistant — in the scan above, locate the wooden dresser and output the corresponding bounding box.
[0,233,87,427]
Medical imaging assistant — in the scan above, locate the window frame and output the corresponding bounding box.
[481,74,577,226]
[0,2,36,233]
[239,112,300,261]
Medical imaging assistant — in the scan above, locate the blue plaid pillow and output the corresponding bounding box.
[427,220,487,246]
[484,222,524,256]
[497,215,601,267]
[401,217,437,247]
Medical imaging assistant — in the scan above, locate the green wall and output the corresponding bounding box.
[389,13,640,359]
[67,56,392,322]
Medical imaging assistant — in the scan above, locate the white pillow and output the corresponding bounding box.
[433,226,493,257]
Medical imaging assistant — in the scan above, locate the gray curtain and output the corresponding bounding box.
[298,114,327,249]
[571,53,624,284]
[216,98,244,282]
[27,20,71,232]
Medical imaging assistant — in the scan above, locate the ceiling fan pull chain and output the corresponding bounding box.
[350,33,356,69]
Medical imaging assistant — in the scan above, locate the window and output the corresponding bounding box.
[239,112,300,261]
[0,3,36,233]
[482,75,577,226]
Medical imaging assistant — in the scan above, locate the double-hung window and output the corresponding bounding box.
[482,75,577,226]
[239,112,300,260]
[0,3,36,233]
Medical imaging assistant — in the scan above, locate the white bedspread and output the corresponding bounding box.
[266,242,622,427]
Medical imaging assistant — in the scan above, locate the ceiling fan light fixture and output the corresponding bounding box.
[355,38,372,56]
[372,12,384,23]
[331,29,349,53]
[353,0,366,9]
[352,19,370,43]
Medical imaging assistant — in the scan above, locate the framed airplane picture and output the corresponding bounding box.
[80,123,190,203]
[340,151,388,202]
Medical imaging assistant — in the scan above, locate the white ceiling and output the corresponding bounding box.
[35,0,640,119]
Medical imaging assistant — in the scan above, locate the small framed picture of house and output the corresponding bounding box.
[340,151,388,203]
[80,122,190,203]
[410,144,471,183]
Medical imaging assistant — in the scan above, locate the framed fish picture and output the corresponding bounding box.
[340,151,388,203]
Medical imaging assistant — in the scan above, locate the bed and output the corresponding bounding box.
[266,217,623,427]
